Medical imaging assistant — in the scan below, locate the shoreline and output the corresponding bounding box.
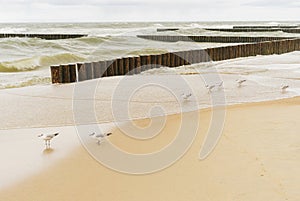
[1,96,300,200]
[0,79,299,130]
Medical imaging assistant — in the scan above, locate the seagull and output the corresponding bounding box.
[205,84,215,93]
[217,81,223,89]
[236,79,246,87]
[181,92,192,101]
[89,132,112,145]
[38,132,59,149]
[281,84,289,93]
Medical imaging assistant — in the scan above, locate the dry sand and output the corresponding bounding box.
[0,97,300,201]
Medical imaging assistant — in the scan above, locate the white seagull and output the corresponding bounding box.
[281,84,289,93]
[217,81,223,89]
[90,132,113,145]
[205,84,215,93]
[38,132,59,149]
[181,92,192,101]
[236,79,247,87]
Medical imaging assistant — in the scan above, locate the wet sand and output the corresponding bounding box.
[0,97,300,201]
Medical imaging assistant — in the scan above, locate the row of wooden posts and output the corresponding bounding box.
[205,28,300,33]
[137,35,295,43]
[51,38,300,84]
[0,33,87,40]
[232,25,299,29]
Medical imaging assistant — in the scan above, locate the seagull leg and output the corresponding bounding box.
[44,140,48,148]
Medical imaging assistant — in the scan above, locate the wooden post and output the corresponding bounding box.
[184,51,191,65]
[190,50,198,64]
[83,63,93,80]
[175,51,185,66]
[140,55,148,72]
[156,54,162,67]
[60,64,70,83]
[161,53,170,67]
[128,57,135,75]
[296,39,300,51]
[169,52,176,67]
[117,58,124,75]
[146,55,151,70]
[98,61,107,77]
[77,63,87,82]
[92,62,101,79]
[69,64,77,82]
[50,65,60,84]
[134,56,141,74]
[106,60,114,76]
[150,55,157,68]
[123,57,130,75]
[205,48,212,62]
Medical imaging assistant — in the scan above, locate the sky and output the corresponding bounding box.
[0,0,299,22]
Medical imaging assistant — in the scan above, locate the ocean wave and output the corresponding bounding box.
[128,48,167,56]
[0,53,85,72]
[0,77,51,89]
[75,36,112,44]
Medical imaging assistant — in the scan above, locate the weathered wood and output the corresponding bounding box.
[84,63,94,80]
[105,60,115,77]
[69,64,77,82]
[134,56,141,74]
[128,57,135,75]
[161,53,170,67]
[92,62,100,79]
[116,58,123,75]
[50,65,60,84]
[123,57,130,75]
[137,35,294,43]
[0,33,87,40]
[51,38,300,84]
[157,28,179,32]
[140,55,151,71]
[156,54,162,66]
[77,63,87,82]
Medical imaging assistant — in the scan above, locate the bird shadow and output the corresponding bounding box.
[43,148,54,155]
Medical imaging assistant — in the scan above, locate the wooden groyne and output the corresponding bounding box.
[51,38,300,84]
[205,28,300,33]
[157,28,180,32]
[232,25,299,29]
[0,33,87,40]
[137,35,294,43]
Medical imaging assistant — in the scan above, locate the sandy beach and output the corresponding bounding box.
[0,96,299,201]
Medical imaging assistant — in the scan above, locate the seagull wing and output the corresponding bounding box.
[95,134,104,138]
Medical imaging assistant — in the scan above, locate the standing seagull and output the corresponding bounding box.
[38,132,59,149]
[90,132,112,145]
[205,84,215,93]
[236,79,247,87]
[281,84,289,93]
[181,92,192,101]
[217,81,223,89]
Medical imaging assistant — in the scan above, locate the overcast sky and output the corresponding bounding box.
[0,0,299,22]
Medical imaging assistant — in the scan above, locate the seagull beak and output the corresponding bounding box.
[107,133,112,136]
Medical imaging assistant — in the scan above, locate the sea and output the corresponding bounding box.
[0,21,300,112]
[0,21,299,87]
